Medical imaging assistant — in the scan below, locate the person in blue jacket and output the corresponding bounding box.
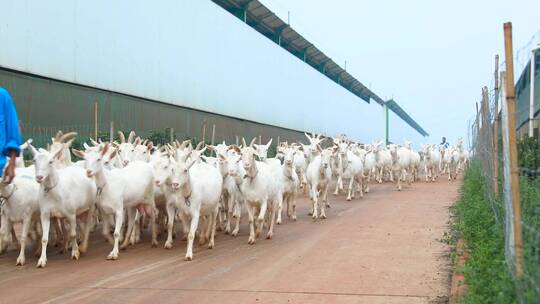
[0,88,22,184]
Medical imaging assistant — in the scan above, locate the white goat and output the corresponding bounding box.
[306,147,333,219]
[29,144,96,268]
[240,138,282,243]
[168,150,222,260]
[72,144,157,260]
[0,168,40,266]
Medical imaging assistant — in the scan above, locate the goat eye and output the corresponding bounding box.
[48,161,53,164]
[184,169,188,173]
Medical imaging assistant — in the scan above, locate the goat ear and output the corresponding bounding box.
[72,148,86,159]
[231,145,241,154]
[134,137,141,146]
[127,131,136,144]
[218,154,226,161]
[101,143,110,157]
[28,144,38,158]
[53,145,65,160]
[89,138,99,146]
[147,142,154,151]
[196,141,204,150]
[117,131,126,143]
[180,139,191,150]
[108,148,118,160]
[187,158,197,170]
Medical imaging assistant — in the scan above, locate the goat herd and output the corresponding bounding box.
[0,131,470,268]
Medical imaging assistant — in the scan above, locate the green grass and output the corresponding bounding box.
[451,162,517,303]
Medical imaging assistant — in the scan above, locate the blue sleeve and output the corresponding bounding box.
[3,91,22,157]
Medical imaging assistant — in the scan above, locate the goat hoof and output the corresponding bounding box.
[292,215,297,221]
[321,214,327,219]
[16,257,25,266]
[208,241,214,249]
[36,258,47,268]
[276,220,281,225]
[107,252,118,260]
[248,237,255,245]
[266,232,273,239]
[224,229,230,235]
[151,240,158,248]
[184,254,193,261]
[164,241,173,249]
[346,197,352,201]
[231,230,239,237]
[71,251,80,260]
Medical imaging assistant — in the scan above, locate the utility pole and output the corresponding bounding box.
[384,102,389,145]
[503,22,523,278]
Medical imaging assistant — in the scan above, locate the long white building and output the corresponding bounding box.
[0,0,428,145]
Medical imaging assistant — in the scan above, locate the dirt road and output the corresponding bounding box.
[0,179,458,304]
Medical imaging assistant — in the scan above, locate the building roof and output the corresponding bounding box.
[212,0,428,136]
[386,99,429,136]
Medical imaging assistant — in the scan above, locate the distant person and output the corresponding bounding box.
[440,137,449,149]
[0,88,22,184]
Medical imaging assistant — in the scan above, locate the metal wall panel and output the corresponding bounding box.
[0,69,306,148]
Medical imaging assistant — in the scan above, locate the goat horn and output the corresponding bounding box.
[127,131,136,144]
[117,131,126,143]
[59,132,77,143]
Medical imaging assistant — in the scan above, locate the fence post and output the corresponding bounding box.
[202,121,207,143]
[211,124,215,146]
[503,22,523,279]
[94,102,98,140]
[109,120,114,142]
[493,55,500,196]
[169,128,174,143]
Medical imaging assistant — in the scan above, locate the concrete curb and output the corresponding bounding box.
[450,239,468,303]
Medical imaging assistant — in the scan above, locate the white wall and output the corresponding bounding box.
[0,0,422,143]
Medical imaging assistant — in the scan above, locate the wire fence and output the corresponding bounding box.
[470,40,540,301]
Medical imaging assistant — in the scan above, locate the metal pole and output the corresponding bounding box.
[503,22,523,278]
[211,124,216,146]
[94,102,98,140]
[493,55,500,195]
[202,122,206,143]
[385,103,389,145]
[529,45,539,137]
[109,121,114,142]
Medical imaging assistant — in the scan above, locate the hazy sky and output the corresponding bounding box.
[263,0,540,145]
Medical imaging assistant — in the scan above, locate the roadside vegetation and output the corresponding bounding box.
[452,138,540,303]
